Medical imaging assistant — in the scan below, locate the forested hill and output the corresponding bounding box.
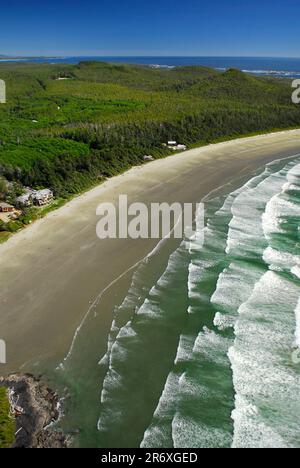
[0,61,299,195]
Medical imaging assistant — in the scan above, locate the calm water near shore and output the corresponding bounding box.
[31,152,300,448]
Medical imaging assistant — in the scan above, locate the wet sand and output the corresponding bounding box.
[1,130,300,373]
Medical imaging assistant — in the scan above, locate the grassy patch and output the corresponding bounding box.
[0,387,15,448]
[0,232,12,244]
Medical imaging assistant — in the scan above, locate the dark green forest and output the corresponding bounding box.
[0,61,299,196]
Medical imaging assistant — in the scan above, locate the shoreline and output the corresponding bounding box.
[1,128,300,254]
[1,129,300,374]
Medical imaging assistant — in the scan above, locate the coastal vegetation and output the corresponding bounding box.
[0,61,299,225]
[0,387,15,448]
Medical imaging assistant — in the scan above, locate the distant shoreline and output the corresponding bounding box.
[1,56,300,78]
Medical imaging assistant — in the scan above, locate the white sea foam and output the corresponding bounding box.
[226,167,291,257]
[172,414,232,449]
[230,393,289,449]
[141,371,180,448]
[100,155,300,447]
[193,327,232,366]
[294,299,300,349]
[171,169,279,448]
[188,263,214,303]
[208,158,300,448]
[213,312,235,331]
[287,162,300,185]
[142,187,242,448]
[211,261,261,325]
[98,242,190,441]
[263,246,300,272]
[291,265,300,279]
[178,158,300,449]
[282,182,300,193]
[260,162,300,361]
[263,194,298,237]
[262,163,300,241]
[175,334,196,364]
[172,327,233,452]
[230,271,300,448]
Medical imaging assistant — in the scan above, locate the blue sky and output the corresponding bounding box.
[0,0,299,57]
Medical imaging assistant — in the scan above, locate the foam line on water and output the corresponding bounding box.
[262,162,300,241]
[97,242,190,446]
[211,162,291,327]
[141,187,242,448]
[230,270,300,448]
[99,154,300,447]
[141,371,180,448]
[161,178,266,447]
[225,163,296,257]
[143,156,300,449]
[58,256,147,369]
[59,214,184,369]
[261,162,300,354]
[168,162,286,447]
[263,246,300,273]
[295,299,300,349]
[207,158,300,448]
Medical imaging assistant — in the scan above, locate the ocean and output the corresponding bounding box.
[1,56,300,79]
[48,153,300,448]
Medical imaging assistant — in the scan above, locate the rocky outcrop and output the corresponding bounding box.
[0,374,68,448]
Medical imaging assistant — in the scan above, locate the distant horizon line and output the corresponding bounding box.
[1,54,300,60]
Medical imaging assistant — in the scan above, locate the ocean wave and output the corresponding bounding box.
[97,243,190,447]
[230,270,300,448]
[215,67,300,78]
[141,371,180,448]
[226,165,293,257]
[97,154,300,448]
[263,246,300,273]
[242,69,300,77]
[262,162,300,241]
[172,414,232,449]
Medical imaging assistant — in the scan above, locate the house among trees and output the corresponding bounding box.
[17,192,33,207]
[167,141,187,151]
[0,202,14,213]
[175,144,187,151]
[33,189,53,206]
[17,188,54,208]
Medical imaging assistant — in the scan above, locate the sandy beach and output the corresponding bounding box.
[1,129,300,374]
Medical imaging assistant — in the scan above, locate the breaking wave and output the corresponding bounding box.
[95,154,300,448]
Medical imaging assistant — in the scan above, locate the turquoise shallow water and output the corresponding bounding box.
[45,155,300,448]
